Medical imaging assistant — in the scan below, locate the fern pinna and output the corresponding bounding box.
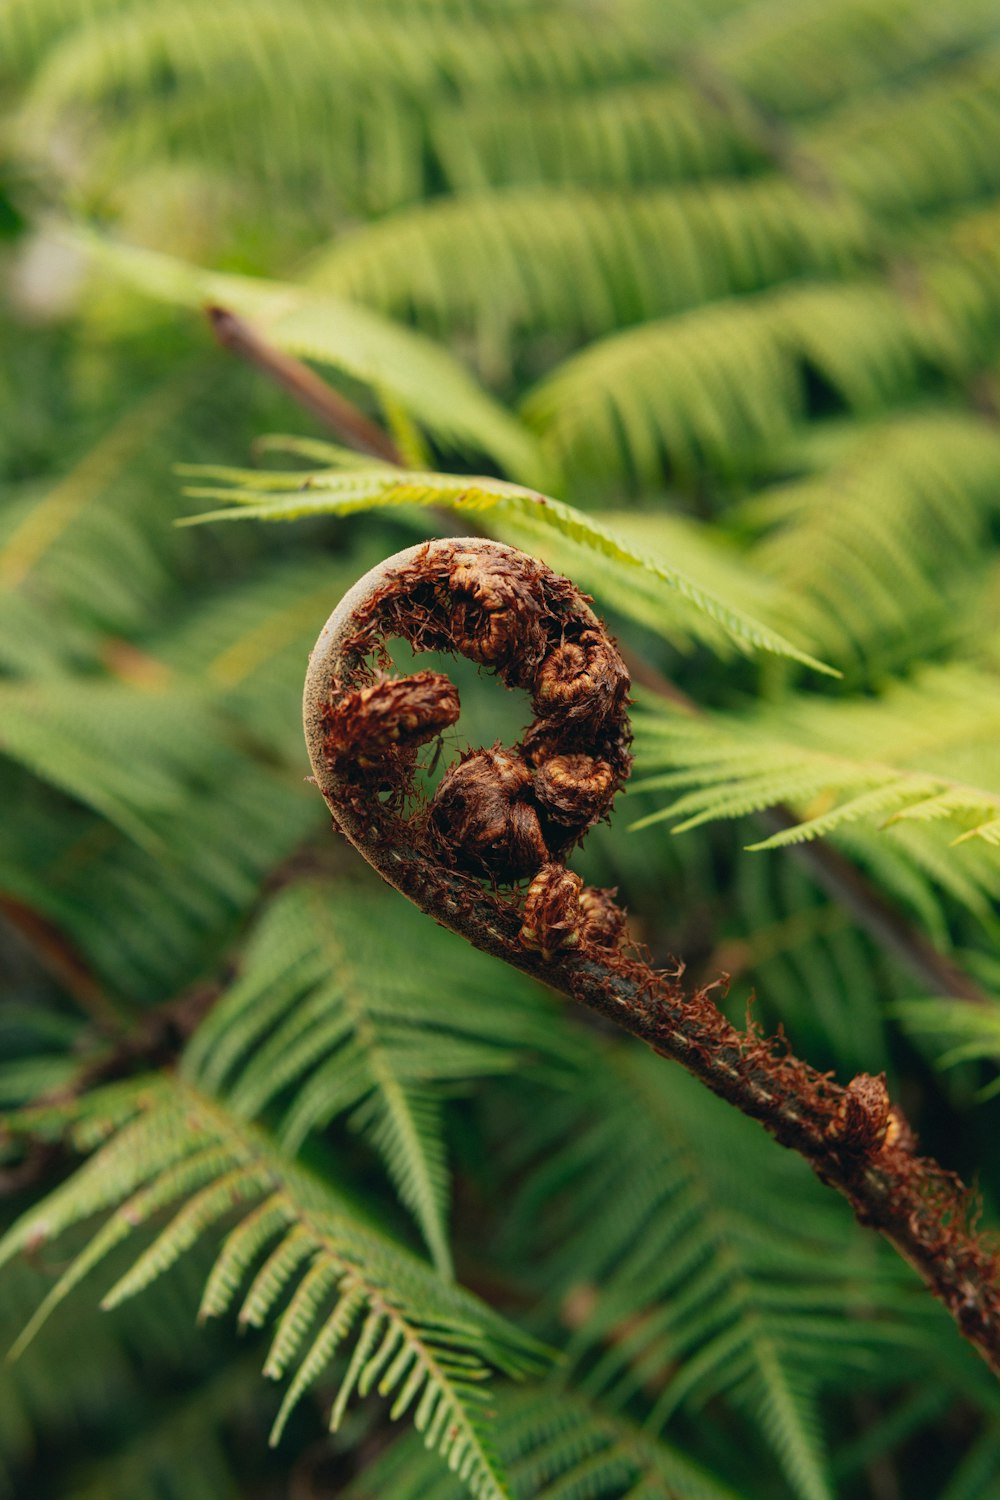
[4,1,1000,1498]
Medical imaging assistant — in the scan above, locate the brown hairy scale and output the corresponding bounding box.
[532,753,616,826]
[324,670,460,766]
[304,536,1000,1380]
[430,748,548,877]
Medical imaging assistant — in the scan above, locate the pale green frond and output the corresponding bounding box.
[809,51,1000,216]
[179,459,833,672]
[522,272,973,491]
[9,0,656,230]
[507,1049,933,1500]
[431,76,770,196]
[346,1385,741,1500]
[17,1,653,139]
[631,664,1000,859]
[0,678,223,848]
[307,180,873,372]
[183,879,571,1274]
[743,412,1000,675]
[892,996,1000,1098]
[80,235,547,484]
[269,1282,367,1442]
[704,0,1000,118]
[101,1164,274,1308]
[198,1194,293,1322]
[1,1077,545,1500]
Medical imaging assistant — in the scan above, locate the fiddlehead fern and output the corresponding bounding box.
[304,536,1000,1379]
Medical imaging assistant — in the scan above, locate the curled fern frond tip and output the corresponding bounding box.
[303,536,632,968]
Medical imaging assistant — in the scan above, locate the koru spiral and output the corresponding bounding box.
[302,537,631,969]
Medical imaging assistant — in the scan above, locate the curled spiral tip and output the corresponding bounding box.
[303,536,631,966]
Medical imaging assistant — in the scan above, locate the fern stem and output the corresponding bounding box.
[304,538,1000,1381]
[206,305,402,464]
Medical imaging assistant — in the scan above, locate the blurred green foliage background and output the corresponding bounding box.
[3,2,1000,1497]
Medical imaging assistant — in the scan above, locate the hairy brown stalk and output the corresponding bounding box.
[304,538,1000,1378]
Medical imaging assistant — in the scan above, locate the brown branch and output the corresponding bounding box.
[0,896,130,1034]
[303,537,1000,1379]
[205,305,402,464]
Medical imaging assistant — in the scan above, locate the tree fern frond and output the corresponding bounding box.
[182,879,572,1273]
[0,755,321,1003]
[0,1077,544,1500]
[64,1360,253,1500]
[0,1249,239,1496]
[431,76,771,197]
[155,553,363,758]
[18,0,654,128]
[631,663,1000,859]
[0,679,223,848]
[742,412,1000,675]
[307,180,873,373]
[179,457,834,672]
[348,1385,741,1500]
[838,820,1000,938]
[522,275,950,491]
[704,0,1000,119]
[809,51,1000,216]
[509,1049,932,1500]
[13,1,654,221]
[0,378,191,595]
[0,377,203,671]
[893,996,1000,1099]
[728,837,892,1073]
[935,1423,1000,1500]
[82,236,546,483]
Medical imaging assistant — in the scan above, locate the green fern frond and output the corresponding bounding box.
[307,180,872,371]
[0,1077,544,1500]
[155,553,361,758]
[12,1,653,219]
[0,679,223,848]
[182,880,572,1273]
[631,664,1000,857]
[0,377,202,671]
[728,837,891,1072]
[511,1048,941,1500]
[0,753,321,1003]
[522,273,951,490]
[64,1360,253,1500]
[704,0,1000,118]
[179,457,833,672]
[743,412,1000,675]
[431,76,770,196]
[809,51,1000,216]
[935,1424,1000,1500]
[0,1250,238,1497]
[893,996,1000,1099]
[347,1386,741,1500]
[81,236,546,484]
